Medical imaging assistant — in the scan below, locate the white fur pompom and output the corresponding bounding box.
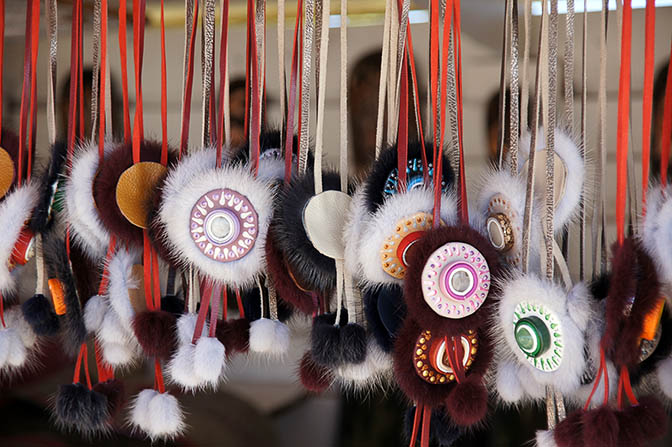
[84,295,107,333]
[535,429,558,447]
[175,313,207,346]
[99,310,130,344]
[495,360,525,404]
[334,339,393,391]
[193,336,226,386]
[0,327,25,369]
[4,306,37,349]
[130,388,157,432]
[168,344,200,390]
[107,248,141,329]
[146,392,186,440]
[0,183,39,294]
[656,356,672,399]
[249,318,289,356]
[641,185,672,289]
[100,339,136,367]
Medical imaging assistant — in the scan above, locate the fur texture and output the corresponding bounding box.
[193,336,226,386]
[0,181,39,294]
[624,395,668,442]
[339,323,368,364]
[29,141,68,233]
[64,140,113,259]
[604,238,661,368]
[403,224,501,335]
[21,294,60,336]
[216,318,250,354]
[132,310,177,360]
[92,379,125,418]
[333,338,393,391]
[299,351,334,392]
[129,389,186,440]
[581,407,619,447]
[363,288,395,353]
[403,408,463,447]
[93,140,175,248]
[535,429,558,447]
[167,344,201,390]
[364,141,455,213]
[311,311,348,367]
[53,383,110,436]
[4,306,37,349]
[553,409,584,447]
[495,274,591,395]
[83,294,107,333]
[159,158,274,288]
[44,234,87,358]
[444,374,488,426]
[249,318,290,356]
[517,127,584,230]
[107,247,140,330]
[639,184,672,288]
[0,327,26,369]
[656,356,672,399]
[272,170,342,292]
[233,130,303,181]
[265,227,317,315]
[358,188,459,288]
[495,360,525,403]
[342,186,369,278]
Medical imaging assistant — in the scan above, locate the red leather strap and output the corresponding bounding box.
[235,288,245,319]
[660,43,672,186]
[0,0,3,144]
[641,0,655,209]
[397,50,409,192]
[26,0,40,179]
[408,404,421,447]
[118,0,131,143]
[453,0,467,223]
[77,16,84,141]
[0,291,5,328]
[615,0,632,245]
[402,12,427,178]
[151,247,161,311]
[247,0,262,176]
[192,279,213,344]
[208,283,221,338]
[583,347,607,411]
[420,404,431,447]
[18,1,34,185]
[131,0,146,164]
[72,343,93,390]
[98,236,117,295]
[179,0,199,158]
[142,230,154,311]
[154,358,165,393]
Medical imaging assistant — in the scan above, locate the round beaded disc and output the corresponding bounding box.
[421,242,490,319]
[413,329,477,384]
[383,159,446,198]
[512,301,563,371]
[380,212,434,279]
[487,193,521,266]
[190,188,258,263]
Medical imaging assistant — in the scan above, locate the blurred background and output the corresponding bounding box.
[1,1,672,446]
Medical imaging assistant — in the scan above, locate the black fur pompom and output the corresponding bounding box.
[53,383,110,436]
[21,294,60,336]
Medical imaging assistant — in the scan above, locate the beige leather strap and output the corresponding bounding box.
[520,0,532,131]
[313,0,330,195]
[298,0,315,174]
[339,0,348,192]
[509,0,520,175]
[46,0,58,146]
[277,0,286,145]
[579,0,587,280]
[221,0,231,149]
[374,0,392,159]
[202,0,216,146]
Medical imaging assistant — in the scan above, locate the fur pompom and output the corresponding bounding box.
[249,318,290,356]
[624,395,668,442]
[216,318,250,354]
[158,157,274,288]
[339,323,367,364]
[167,344,200,390]
[54,383,110,436]
[130,389,185,440]
[83,295,107,333]
[581,407,619,447]
[176,313,201,345]
[299,351,334,392]
[553,410,584,447]
[444,375,488,427]
[640,184,672,287]
[656,356,672,398]
[4,306,37,349]
[21,294,60,336]
[0,327,26,369]
[0,182,39,294]
[100,339,136,367]
[333,338,393,391]
[64,141,113,259]
[93,379,125,418]
[311,312,346,367]
[193,336,226,386]
[495,360,525,403]
[107,247,140,329]
[132,310,177,360]
[535,429,558,447]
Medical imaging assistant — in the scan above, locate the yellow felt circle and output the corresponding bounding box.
[115,162,167,229]
[0,147,15,199]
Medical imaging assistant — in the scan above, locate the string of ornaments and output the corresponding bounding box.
[0,0,669,445]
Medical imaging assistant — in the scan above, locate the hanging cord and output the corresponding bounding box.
[392,0,409,145]
[98,0,108,161]
[26,0,39,179]
[277,0,286,150]
[339,0,348,192]
[18,0,39,185]
[640,0,655,210]
[497,0,511,169]
[579,0,587,281]
[386,0,399,147]
[374,0,392,160]
[131,0,146,164]
[615,0,631,246]
[91,1,101,141]
[509,0,520,175]
[520,0,532,131]
[216,0,230,167]
[313,0,330,195]
[202,0,216,147]
[284,0,303,182]
[453,0,467,222]
[159,0,168,165]
[179,0,199,158]
[298,0,314,174]
[563,0,575,127]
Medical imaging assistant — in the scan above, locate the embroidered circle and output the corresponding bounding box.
[190,189,258,262]
[413,329,477,384]
[512,301,563,371]
[380,212,434,279]
[421,242,490,318]
[383,159,446,197]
